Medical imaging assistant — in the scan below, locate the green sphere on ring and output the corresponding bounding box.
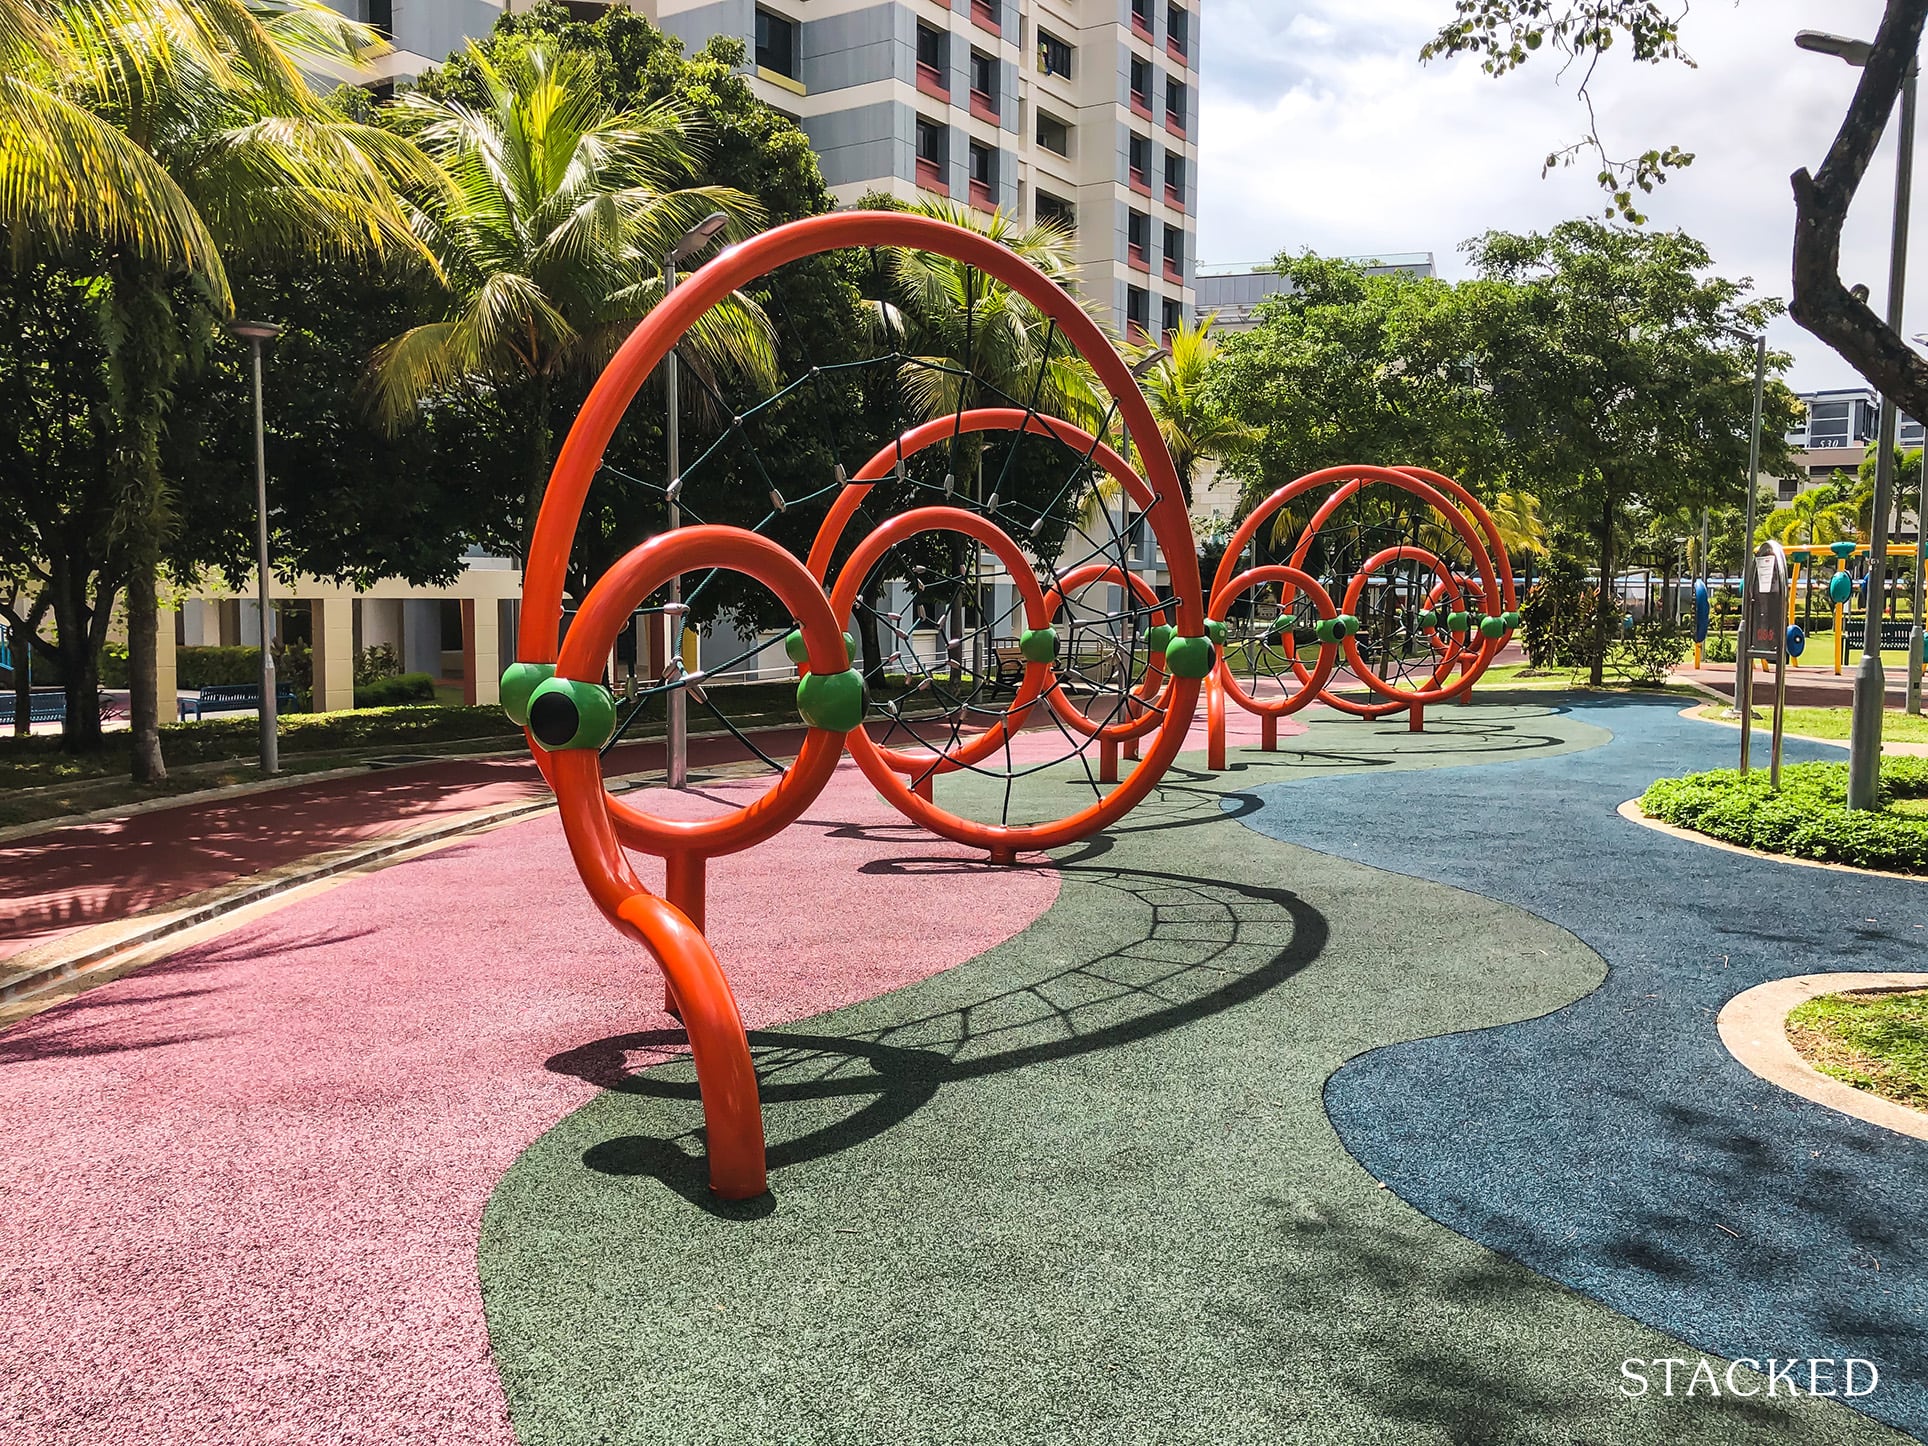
[1018,626,1059,663]
[1146,623,1177,655]
[784,628,858,667]
[1339,614,1359,638]
[797,668,867,732]
[1163,634,1216,678]
[526,677,617,752]
[1313,617,1340,644]
[1416,608,1438,629]
[1447,610,1470,632]
[1502,610,1523,629]
[1205,619,1228,648]
[500,661,555,727]
[1480,615,1507,639]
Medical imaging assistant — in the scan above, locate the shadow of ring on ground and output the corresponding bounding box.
[544,864,1328,1210]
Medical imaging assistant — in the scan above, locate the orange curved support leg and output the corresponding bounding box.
[1206,675,1227,772]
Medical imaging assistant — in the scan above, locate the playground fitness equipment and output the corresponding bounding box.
[501,212,1515,1199]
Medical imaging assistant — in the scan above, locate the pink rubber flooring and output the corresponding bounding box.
[0,706,1307,1444]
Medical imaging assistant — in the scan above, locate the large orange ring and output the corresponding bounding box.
[1039,563,1170,742]
[828,506,1053,776]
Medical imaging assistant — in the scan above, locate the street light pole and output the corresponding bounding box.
[661,212,729,790]
[232,320,282,775]
[1797,31,1916,807]
[1732,331,1767,717]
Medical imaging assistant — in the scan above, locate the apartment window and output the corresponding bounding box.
[1130,0,1153,34]
[1807,399,1851,448]
[1127,209,1150,266]
[969,49,998,118]
[970,0,1000,34]
[1162,223,1183,269]
[1779,478,1802,501]
[1130,56,1151,111]
[754,8,797,78]
[916,117,948,193]
[1902,416,1926,447]
[915,24,949,98]
[1164,149,1185,200]
[1167,3,1189,57]
[968,141,997,209]
[1161,296,1182,338]
[1128,133,1150,188]
[366,0,392,37]
[1039,30,1073,79]
[1036,190,1076,231]
[1036,112,1070,156]
[1165,77,1187,130]
[1126,285,1151,338]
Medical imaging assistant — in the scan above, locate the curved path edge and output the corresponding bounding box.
[1719,972,1928,1142]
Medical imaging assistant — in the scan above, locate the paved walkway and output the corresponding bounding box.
[1245,696,1927,1438]
[0,728,824,964]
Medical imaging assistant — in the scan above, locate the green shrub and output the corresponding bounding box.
[355,643,402,686]
[1641,758,1928,872]
[1704,631,1737,664]
[353,671,436,708]
[1605,618,1689,686]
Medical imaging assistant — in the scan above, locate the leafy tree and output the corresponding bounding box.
[1423,1,1928,496]
[371,39,776,554]
[1207,254,1513,505]
[0,0,428,774]
[1468,221,1801,684]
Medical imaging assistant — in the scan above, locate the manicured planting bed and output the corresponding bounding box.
[1787,987,1928,1112]
[1639,758,1928,872]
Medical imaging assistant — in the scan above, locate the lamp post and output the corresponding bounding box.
[1727,329,1767,720]
[661,211,730,790]
[231,320,282,774]
[1797,29,1917,807]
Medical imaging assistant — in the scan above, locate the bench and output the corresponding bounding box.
[1840,620,1918,653]
[178,682,297,722]
[990,640,1128,694]
[0,690,83,726]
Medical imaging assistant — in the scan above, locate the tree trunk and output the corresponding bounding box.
[1590,490,1616,687]
[125,560,163,781]
[5,597,40,739]
[522,374,554,564]
[859,574,887,686]
[45,569,105,754]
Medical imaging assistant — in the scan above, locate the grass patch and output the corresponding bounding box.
[1769,706,1928,746]
[1786,988,1928,1112]
[1639,757,1928,872]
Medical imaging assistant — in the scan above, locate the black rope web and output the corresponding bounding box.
[570,248,1187,831]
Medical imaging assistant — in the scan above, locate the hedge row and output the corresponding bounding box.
[353,672,436,708]
[1640,758,1928,873]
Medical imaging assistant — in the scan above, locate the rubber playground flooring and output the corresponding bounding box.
[3,698,1917,1443]
[479,700,1912,1446]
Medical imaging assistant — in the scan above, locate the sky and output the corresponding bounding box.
[1194,0,1916,393]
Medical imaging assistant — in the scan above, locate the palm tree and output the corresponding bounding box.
[1758,481,1856,629]
[873,197,1104,678]
[1130,312,1251,507]
[3,0,435,779]
[370,42,778,553]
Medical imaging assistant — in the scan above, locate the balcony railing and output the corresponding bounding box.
[969,88,999,123]
[969,177,996,212]
[1128,244,1150,272]
[916,62,949,100]
[916,156,948,195]
[1128,168,1151,196]
[970,0,1000,37]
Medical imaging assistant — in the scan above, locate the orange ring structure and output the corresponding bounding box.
[518,214,1206,1197]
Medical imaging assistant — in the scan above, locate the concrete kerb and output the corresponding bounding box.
[1719,972,1928,1142]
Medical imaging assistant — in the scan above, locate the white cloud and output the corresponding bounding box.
[1197,0,1918,391]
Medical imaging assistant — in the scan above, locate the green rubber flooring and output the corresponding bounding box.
[478,701,1912,1445]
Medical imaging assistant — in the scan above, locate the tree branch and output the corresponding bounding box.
[1790,0,1928,418]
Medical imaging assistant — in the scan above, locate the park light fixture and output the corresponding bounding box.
[1130,346,1171,378]
[229,319,283,775]
[659,211,729,790]
[668,210,730,265]
[1795,30,1875,67]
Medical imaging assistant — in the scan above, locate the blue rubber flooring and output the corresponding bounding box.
[1234,695,1928,1438]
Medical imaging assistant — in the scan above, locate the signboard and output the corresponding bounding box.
[1746,543,1788,661]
